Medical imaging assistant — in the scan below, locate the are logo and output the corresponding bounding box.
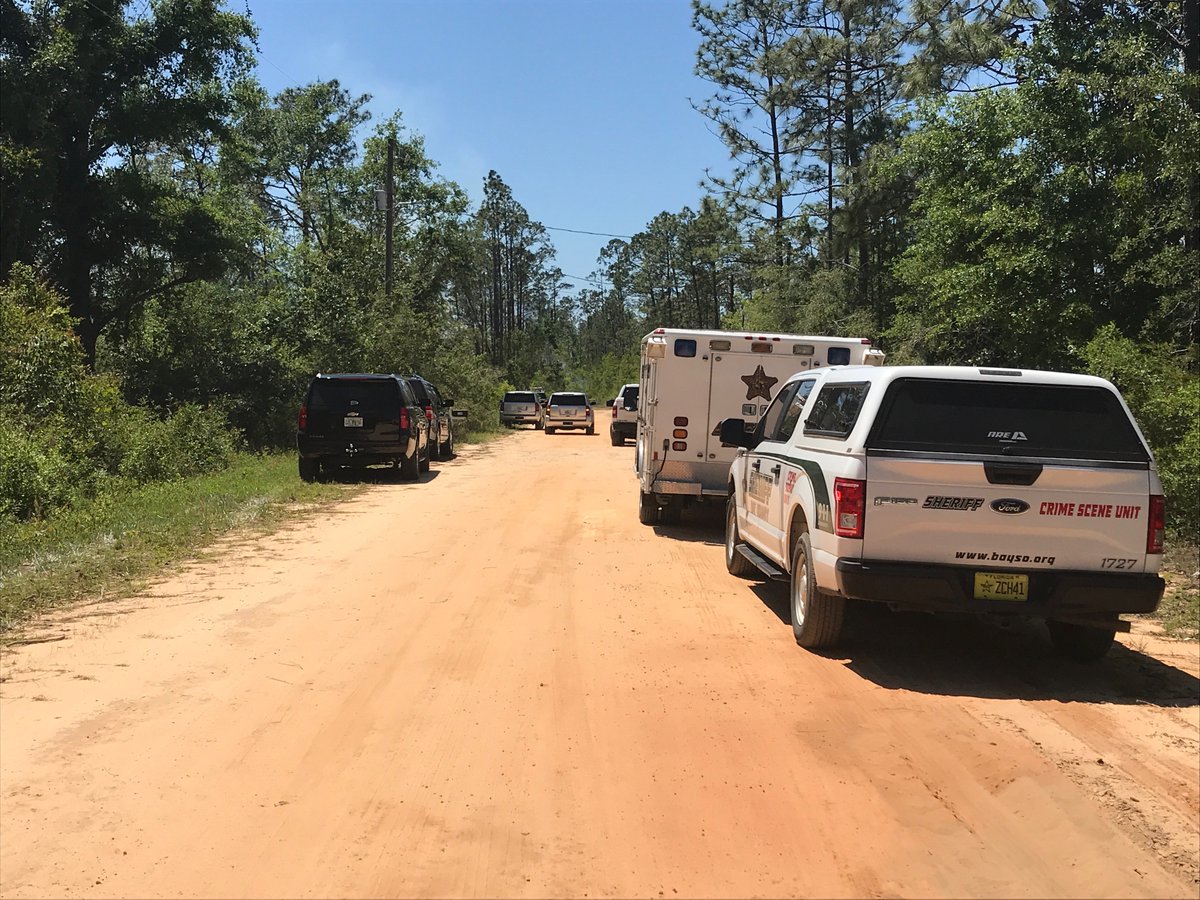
[990,498,1030,515]
[987,430,1028,442]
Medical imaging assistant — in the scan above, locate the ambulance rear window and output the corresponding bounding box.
[674,339,697,357]
[827,347,851,365]
[868,379,1149,462]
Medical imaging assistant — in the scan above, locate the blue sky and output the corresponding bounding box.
[245,0,729,291]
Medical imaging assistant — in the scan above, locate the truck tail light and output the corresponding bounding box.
[1147,494,1165,554]
[297,404,308,431]
[400,408,410,432]
[612,404,618,419]
[834,478,866,538]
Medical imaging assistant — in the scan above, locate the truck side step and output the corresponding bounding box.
[735,543,789,582]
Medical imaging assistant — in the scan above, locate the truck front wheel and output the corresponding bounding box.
[790,532,845,649]
[725,497,755,577]
[1047,621,1116,661]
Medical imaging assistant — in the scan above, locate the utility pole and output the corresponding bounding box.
[384,137,395,299]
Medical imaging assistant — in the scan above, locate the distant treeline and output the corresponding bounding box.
[0,0,1195,539]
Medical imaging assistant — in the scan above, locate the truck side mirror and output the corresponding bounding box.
[719,418,756,449]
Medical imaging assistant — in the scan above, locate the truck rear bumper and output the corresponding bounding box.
[835,560,1164,618]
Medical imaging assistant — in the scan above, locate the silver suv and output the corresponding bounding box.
[545,391,594,435]
[500,391,544,429]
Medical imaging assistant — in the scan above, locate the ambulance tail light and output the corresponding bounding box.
[672,441,687,451]
[1147,495,1165,554]
[834,478,866,539]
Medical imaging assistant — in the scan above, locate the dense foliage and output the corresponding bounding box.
[1,0,1195,541]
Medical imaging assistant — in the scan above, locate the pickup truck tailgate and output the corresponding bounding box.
[861,375,1156,573]
[864,456,1154,571]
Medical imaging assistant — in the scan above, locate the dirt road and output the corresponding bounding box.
[2,430,1197,898]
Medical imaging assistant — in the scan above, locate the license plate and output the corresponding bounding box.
[343,416,363,427]
[974,572,1028,601]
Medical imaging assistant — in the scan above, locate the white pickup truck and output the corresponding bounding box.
[721,365,1166,660]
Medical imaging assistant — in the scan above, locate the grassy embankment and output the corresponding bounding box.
[2,431,1195,641]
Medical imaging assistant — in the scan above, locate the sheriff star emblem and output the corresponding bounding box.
[741,365,779,401]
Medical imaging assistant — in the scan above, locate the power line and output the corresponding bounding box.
[544,225,633,240]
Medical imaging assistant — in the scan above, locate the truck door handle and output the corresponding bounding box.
[771,465,781,476]
[751,461,761,471]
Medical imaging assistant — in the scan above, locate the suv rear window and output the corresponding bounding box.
[868,379,1150,462]
[550,393,587,405]
[503,392,536,403]
[309,378,399,414]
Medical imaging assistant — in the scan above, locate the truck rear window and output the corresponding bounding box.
[308,379,398,414]
[503,392,536,403]
[868,379,1149,462]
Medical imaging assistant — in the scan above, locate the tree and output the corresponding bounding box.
[0,0,256,363]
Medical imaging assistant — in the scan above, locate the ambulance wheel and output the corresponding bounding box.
[790,532,844,649]
[725,497,755,577]
[1047,621,1115,661]
[638,490,658,525]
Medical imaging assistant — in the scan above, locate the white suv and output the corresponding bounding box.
[609,383,638,446]
[722,365,1166,660]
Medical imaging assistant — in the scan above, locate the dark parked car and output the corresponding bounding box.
[297,373,429,481]
[403,375,457,460]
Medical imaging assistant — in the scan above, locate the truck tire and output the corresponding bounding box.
[638,490,658,525]
[440,431,454,459]
[399,447,420,481]
[419,443,431,473]
[790,532,845,649]
[724,497,756,577]
[610,428,622,446]
[298,457,319,483]
[1047,621,1116,661]
[546,426,556,434]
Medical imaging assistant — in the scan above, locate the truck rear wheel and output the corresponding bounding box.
[724,498,755,577]
[610,428,622,446]
[790,532,844,649]
[1047,621,1116,661]
[638,490,658,525]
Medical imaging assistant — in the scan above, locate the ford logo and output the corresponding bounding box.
[991,498,1029,515]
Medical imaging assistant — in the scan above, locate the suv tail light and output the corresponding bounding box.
[834,478,866,538]
[1147,494,1165,554]
[297,404,308,431]
[423,403,434,421]
[400,408,410,432]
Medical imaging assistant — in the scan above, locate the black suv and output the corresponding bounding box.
[403,375,456,460]
[297,374,430,481]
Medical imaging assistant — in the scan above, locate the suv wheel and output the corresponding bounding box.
[419,443,431,472]
[790,532,845,648]
[399,447,420,481]
[298,457,319,483]
[441,431,454,459]
[586,424,595,435]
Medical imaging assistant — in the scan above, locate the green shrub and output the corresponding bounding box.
[0,418,73,521]
[1082,325,1199,542]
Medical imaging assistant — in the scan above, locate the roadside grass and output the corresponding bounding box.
[0,453,357,637]
[1158,540,1199,639]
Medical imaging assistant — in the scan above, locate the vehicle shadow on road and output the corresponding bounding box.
[748,582,1199,707]
[321,468,442,485]
[652,504,725,544]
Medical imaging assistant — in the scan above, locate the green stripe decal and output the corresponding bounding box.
[753,451,833,533]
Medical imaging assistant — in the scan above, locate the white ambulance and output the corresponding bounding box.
[635,327,884,524]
